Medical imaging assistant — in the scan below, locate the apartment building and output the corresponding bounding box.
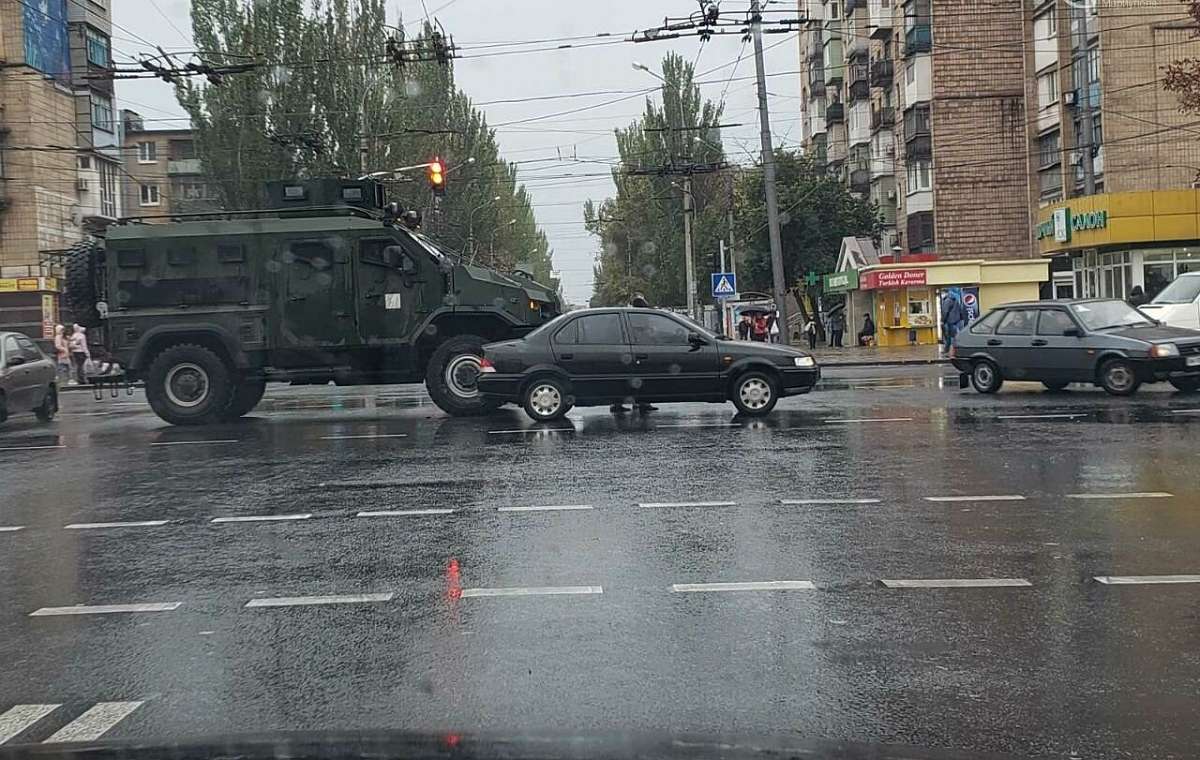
[121,111,219,219]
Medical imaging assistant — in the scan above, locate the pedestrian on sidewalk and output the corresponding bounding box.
[940,288,966,353]
[829,312,845,348]
[769,315,780,344]
[53,324,70,380]
[751,314,769,342]
[858,313,876,346]
[802,317,818,350]
[67,324,91,385]
[736,314,752,341]
[1129,285,1149,308]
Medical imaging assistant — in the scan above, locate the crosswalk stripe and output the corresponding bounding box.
[1065,492,1173,500]
[64,521,169,530]
[923,495,1026,503]
[638,501,737,509]
[357,509,455,517]
[245,593,394,608]
[44,702,143,743]
[671,581,815,593]
[210,514,312,523]
[780,498,881,505]
[0,704,60,745]
[29,603,181,617]
[880,578,1033,589]
[459,586,602,598]
[1095,575,1200,585]
[0,526,24,533]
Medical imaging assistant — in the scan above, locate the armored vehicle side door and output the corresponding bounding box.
[279,238,359,348]
[356,237,424,342]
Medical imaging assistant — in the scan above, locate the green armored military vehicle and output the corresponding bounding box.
[64,178,561,425]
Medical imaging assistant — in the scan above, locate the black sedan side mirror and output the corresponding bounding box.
[1063,327,1083,338]
[688,332,708,347]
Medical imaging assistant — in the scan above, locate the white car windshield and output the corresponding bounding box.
[1070,300,1155,331]
[1151,275,1200,305]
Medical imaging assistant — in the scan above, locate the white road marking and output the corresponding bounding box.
[487,429,572,435]
[64,520,170,530]
[43,702,143,743]
[150,439,238,447]
[880,578,1032,589]
[923,495,1027,503]
[498,504,594,513]
[459,585,603,598]
[210,514,312,523]
[245,593,394,608]
[653,423,738,429]
[639,501,737,509]
[823,417,914,424]
[1170,409,1200,415]
[0,704,60,745]
[671,581,815,593]
[996,413,1087,420]
[0,526,25,533]
[320,434,409,440]
[0,445,66,452]
[30,602,182,617]
[780,498,881,505]
[1065,492,1173,500]
[357,509,455,517]
[1095,575,1200,585]
[849,384,917,390]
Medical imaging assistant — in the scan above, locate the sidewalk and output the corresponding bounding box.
[807,343,951,367]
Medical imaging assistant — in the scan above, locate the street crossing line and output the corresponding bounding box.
[320,434,409,440]
[498,505,594,513]
[923,495,1027,503]
[639,501,737,509]
[996,413,1087,420]
[43,702,143,743]
[211,514,312,523]
[823,417,914,424]
[1095,575,1200,585]
[0,526,24,533]
[30,602,182,617]
[150,439,239,447]
[0,445,66,451]
[64,520,170,530]
[1065,492,1173,500]
[0,704,60,745]
[245,593,394,608]
[880,578,1033,589]
[357,509,455,517]
[459,585,603,598]
[672,581,815,593]
[780,498,881,505]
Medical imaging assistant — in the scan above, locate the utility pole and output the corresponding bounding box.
[750,0,792,344]
[1074,3,1096,196]
[683,176,696,320]
[725,168,738,286]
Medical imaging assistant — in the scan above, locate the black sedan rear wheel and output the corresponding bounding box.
[1099,358,1141,396]
[1169,376,1200,393]
[34,385,58,422]
[971,360,1003,394]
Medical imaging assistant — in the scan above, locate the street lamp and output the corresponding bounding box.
[488,219,518,266]
[466,195,502,262]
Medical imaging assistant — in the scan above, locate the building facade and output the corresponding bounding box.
[121,111,218,220]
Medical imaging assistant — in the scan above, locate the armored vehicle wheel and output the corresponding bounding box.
[146,344,236,426]
[425,334,504,417]
[65,239,104,327]
[220,378,267,420]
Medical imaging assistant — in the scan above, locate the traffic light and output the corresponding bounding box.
[428,159,446,197]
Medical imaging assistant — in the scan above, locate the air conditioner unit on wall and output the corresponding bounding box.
[1062,91,1077,107]
[1069,151,1083,166]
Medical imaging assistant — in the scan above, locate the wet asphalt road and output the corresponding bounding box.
[2,367,1200,758]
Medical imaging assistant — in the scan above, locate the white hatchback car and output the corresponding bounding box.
[1141,273,1200,329]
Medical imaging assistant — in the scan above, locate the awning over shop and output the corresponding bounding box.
[1037,189,1200,256]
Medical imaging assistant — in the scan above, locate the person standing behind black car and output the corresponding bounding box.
[611,293,657,414]
[1129,285,1150,308]
[828,311,845,348]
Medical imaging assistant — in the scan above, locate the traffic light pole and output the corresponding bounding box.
[750,0,791,345]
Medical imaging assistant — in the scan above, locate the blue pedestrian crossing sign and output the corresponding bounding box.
[711,272,737,298]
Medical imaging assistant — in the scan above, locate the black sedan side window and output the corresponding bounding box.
[997,310,1037,336]
[628,313,689,345]
[563,314,626,344]
[2,336,19,364]
[15,336,41,361]
[1037,310,1076,336]
[553,320,578,345]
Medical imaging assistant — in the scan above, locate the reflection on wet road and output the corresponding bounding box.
[1,366,1199,758]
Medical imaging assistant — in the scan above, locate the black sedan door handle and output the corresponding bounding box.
[635,353,649,361]
[987,339,1002,346]
[1032,339,1048,346]
[559,353,574,360]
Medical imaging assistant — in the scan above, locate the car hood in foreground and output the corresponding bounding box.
[719,339,812,360]
[0,731,1027,760]
[1106,324,1200,344]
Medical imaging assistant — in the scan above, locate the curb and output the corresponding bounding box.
[820,358,953,368]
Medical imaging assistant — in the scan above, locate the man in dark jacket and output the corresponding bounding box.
[612,293,657,414]
[941,289,966,352]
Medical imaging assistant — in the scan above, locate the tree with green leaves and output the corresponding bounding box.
[176,0,554,286]
[586,53,728,308]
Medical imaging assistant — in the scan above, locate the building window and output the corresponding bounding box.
[906,159,931,193]
[1038,130,1061,169]
[140,184,160,207]
[903,104,930,139]
[905,60,916,84]
[1037,69,1058,111]
[98,158,118,217]
[906,210,935,252]
[85,26,110,67]
[78,156,91,170]
[174,181,208,200]
[91,92,113,132]
[1034,7,1056,40]
[137,141,157,163]
[169,139,196,160]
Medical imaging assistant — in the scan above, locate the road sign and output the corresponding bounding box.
[711,272,737,298]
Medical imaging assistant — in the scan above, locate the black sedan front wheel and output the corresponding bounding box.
[971,360,1003,394]
[731,371,779,416]
[1099,358,1141,396]
[522,377,572,422]
[1169,376,1200,393]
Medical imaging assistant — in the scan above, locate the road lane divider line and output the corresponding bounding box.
[29,602,182,617]
[1094,575,1200,585]
[781,498,881,505]
[64,520,170,530]
[996,414,1087,420]
[0,526,25,533]
[923,495,1026,503]
[245,593,394,608]
[880,578,1033,589]
[357,509,455,517]
[498,505,594,513]
[459,586,603,598]
[320,434,409,440]
[1170,409,1200,415]
[487,429,572,435]
[653,423,739,429]
[43,702,143,743]
[210,514,312,523]
[0,704,60,745]
[671,581,816,593]
[150,440,239,446]
[822,418,914,424]
[1065,492,1173,500]
[639,501,737,509]
[0,445,66,451]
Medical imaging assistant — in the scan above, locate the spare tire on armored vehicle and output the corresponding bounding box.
[64,239,105,327]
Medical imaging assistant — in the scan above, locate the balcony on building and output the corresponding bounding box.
[845,31,868,62]
[904,24,931,56]
[824,38,844,86]
[167,158,203,175]
[903,104,931,159]
[845,0,865,14]
[848,62,870,102]
[808,28,824,60]
[825,102,846,125]
[808,66,826,97]
[869,0,893,38]
[827,139,848,169]
[810,135,829,165]
[870,103,895,131]
[850,165,871,194]
[870,130,894,177]
[870,57,893,87]
[849,102,871,147]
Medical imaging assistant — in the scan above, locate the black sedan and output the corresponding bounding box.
[478,308,820,421]
[952,298,1200,396]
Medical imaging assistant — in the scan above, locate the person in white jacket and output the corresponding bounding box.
[67,324,91,385]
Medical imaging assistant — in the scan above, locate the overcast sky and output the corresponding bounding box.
[112,0,800,305]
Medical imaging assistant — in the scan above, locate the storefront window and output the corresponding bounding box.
[908,288,932,326]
